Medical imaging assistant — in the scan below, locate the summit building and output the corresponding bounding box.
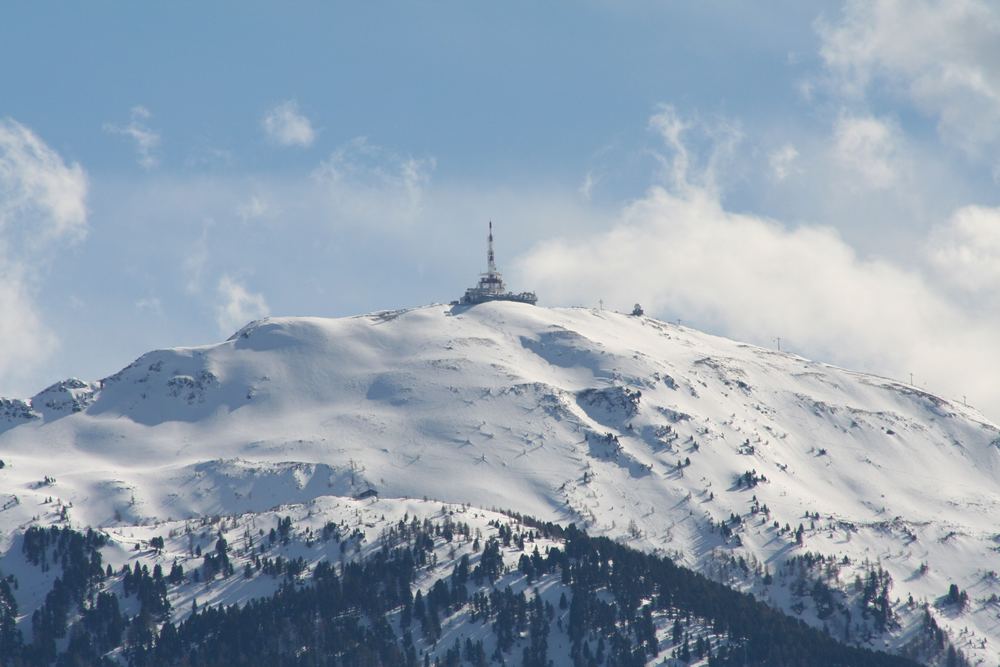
[456,222,537,306]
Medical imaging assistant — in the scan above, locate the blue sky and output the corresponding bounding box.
[4,1,1000,417]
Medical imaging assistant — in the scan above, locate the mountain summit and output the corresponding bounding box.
[2,302,998,662]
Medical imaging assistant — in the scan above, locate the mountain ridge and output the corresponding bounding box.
[1,302,998,663]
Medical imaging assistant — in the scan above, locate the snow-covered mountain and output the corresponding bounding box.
[2,302,998,663]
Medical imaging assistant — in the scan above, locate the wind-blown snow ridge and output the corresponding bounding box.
[1,302,998,662]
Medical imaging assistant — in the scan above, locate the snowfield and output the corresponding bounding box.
[2,302,999,663]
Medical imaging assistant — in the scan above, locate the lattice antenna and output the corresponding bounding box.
[487,221,497,276]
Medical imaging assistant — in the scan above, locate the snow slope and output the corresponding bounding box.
[1,302,998,662]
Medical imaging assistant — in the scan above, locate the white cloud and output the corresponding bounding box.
[579,170,599,200]
[768,144,800,182]
[647,105,742,197]
[262,100,316,148]
[215,275,269,335]
[818,0,1000,155]
[0,118,88,394]
[514,108,1000,415]
[0,263,58,393]
[0,118,88,243]
[104,106,161,169]
[313,137,435,226]
[237,194,269,222]
[831,113,902,190]
[928,205,1000,295]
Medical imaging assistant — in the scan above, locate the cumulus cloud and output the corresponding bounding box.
[818,0,1000,155]
[262,100,316,148]
[0,118,88,393]
[928,205,1000,295]
[514,109,1000,414]
[104,106,161,169]
[0,119,88,243]
[831,113,903,190]
[216,275,269,335]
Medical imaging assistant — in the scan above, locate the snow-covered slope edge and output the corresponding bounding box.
[0,302,997,663]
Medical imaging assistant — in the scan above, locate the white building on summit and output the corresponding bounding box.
[457,222,538,306]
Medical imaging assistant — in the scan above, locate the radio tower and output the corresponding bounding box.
[487,221,497,277]
[456,221,538,306]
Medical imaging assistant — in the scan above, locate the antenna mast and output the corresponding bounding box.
[487,221,497,276]
[455,220,537,306]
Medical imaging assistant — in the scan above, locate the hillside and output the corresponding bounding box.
[0,498,930,666]
[0,302,998,663]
